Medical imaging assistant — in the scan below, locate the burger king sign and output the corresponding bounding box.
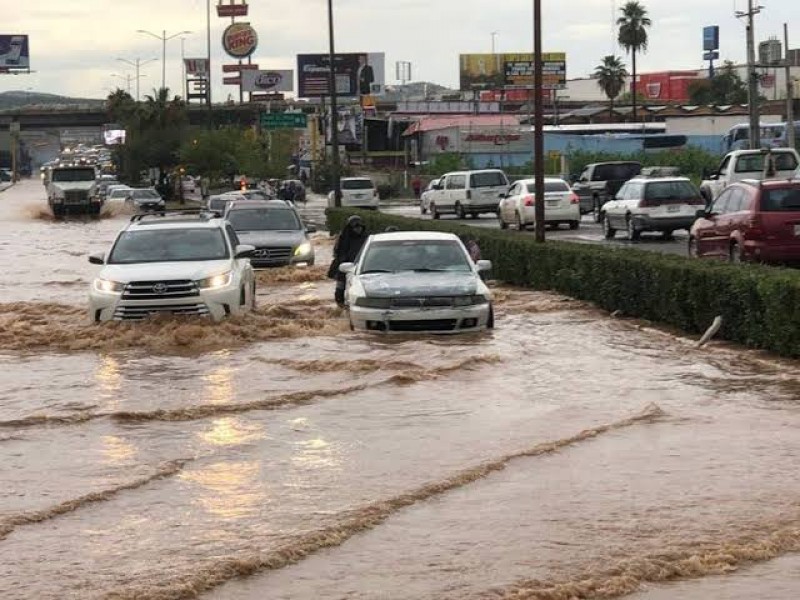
[222,22,258,59]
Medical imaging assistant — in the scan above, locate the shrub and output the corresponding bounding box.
[326,207,800,357]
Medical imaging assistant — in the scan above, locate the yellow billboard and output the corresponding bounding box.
[459,53,566,91]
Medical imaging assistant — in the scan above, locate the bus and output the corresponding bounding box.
[723,121,800,152]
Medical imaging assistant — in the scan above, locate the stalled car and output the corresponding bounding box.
[340,231,494,334]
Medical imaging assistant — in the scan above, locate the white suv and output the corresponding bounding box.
[88,212,256,322]
[427,169,509,219]
[327,177,379,209]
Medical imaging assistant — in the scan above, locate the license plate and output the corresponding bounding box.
[795,224,800,236]
[667,205,680,213]
[546,200,559,206]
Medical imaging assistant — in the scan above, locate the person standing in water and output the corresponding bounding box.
[328,215,368,307]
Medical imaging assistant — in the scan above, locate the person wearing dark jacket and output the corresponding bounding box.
[328,215,368,306]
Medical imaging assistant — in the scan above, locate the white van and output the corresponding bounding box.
[427,169,509,219]
[327,177,379,209]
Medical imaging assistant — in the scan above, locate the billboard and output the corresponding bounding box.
[324,106,364,145]
[0,35,30,70]
[242,69,294,93]
[297,53,385,98]
[703,26,720,52]
[184,58,209,76]
[459,53,566,91]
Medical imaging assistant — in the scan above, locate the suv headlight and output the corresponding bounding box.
[197,271,232,290]
[294,241,312,257]
[453,295,489,306]
[94,278,124,293]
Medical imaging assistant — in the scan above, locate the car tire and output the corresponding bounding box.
[603,215,616,239]
[498,211,508,230]
[420,204,427,215]
[431,202,440,220]
[688,236,699,258]
[515,212,526,231]
[470,212,478,219]
[455,202,467,219]
[626,216,640,241]
[569,220,579,230]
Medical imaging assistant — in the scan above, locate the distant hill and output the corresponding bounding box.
[383,81,458,102]
[0,90,105,111]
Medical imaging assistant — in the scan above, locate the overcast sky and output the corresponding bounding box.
[1,0,797,100]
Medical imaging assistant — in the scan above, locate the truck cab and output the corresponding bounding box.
[46,166,102,217]
[699,149,800,204]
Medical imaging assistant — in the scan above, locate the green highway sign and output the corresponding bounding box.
[260,112,308,130]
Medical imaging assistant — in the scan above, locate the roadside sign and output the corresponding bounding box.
[222,63,259,73]
[223,76,241,85]
[260,113,308,130]
[217,3,248,17]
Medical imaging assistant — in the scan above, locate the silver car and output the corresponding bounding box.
[224,200,316,268]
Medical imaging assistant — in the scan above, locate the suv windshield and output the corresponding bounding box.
[342,179,374,190]
[131,189,160,199]
[108,228,229,264]
[361,240,471,273]
[51,168,96,182]
[592,164,641,181]
[470,172,507,188]
[227,208,300,231]
[761,188,800,212]
[644,181,698,202]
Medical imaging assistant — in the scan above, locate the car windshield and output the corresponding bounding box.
[227,208,301,231]
[109,189,131,198]
[528,181,570,193]
[470,172,507,188]
[735,153,799,172]
[361,240,472,273]
[51,168,96,182]
[342,179,374,190]
[592,164,641,180]
[108,228,229,264]
[208,197,232,211]
[131,189,160,199]
[644,181,698,201]
[761,188,800,212]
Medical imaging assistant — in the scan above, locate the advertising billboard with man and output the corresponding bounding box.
[0,35,30,70]
[297,53,384,98]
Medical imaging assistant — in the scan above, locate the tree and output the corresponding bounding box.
[617,1,651,121]
[595,56,628,122]
[688,62,749,105]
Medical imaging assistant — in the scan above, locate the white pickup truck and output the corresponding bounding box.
[46,165,102,217]
[699,148,800,204]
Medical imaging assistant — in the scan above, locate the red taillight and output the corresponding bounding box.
[524,195,535,207]
[569,192,579,204]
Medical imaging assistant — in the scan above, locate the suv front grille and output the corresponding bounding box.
[113,303,209,320]
[250,246,293,265]
[122,280,199,300]
[390,297,455,308]
[65,190,89,204]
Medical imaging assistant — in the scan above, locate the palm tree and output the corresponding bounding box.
[617,1,651,121]
[595,56,628,123]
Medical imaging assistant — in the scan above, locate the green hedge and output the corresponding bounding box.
[327,208,800,357]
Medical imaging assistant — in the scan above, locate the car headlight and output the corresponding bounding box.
[355,297,392,309]
[453,295,490,307]
[294,241,312,257]
[94,278,124,293]
[197,271,233,290]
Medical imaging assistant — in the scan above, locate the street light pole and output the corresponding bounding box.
[137,29,192,92]
[117,57,157,101]
[327,0,342,207]
[533,0,545,243]
[181,37,187,100]
[491,31,499,54]
[206,0,212,111]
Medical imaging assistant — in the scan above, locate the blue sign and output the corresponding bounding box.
[703,26,719,52]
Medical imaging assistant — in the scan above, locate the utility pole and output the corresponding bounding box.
[533,0,545,243]
[491,31,499,54]
[736,0,762,150]
[327,0,342,207]
[785,23,796,150]
[137,29,192,92]
[206,0,213,113]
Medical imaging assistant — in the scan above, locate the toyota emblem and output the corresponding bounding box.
[152,283,169,294]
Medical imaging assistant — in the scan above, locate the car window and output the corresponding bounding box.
[108,228,229,264]
[735,153,800,173]
[760,187,800,212]
[718,156,731,176]
[624,183,642,200]
[132,189,160,199]
[225,224,240,248]
[227,208,301,231]
[712,190,732,214]
[469,171,507,188]
[341,179,374,190]
[593,164,640,181]
[578,168,590,182]
[447,175,466,190]
[644,181,699,202]
[507,183,519,196]
[615,183,630,200]
[527,181,570,193]
[361,240,472,273]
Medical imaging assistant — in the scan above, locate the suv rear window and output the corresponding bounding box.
[644,181,699,202]
[342,179,374,190]
[469,172,507,188]
[735,153,799,173]
[761,188,800,212]
[527,181,570,193]
[592,164,641,181]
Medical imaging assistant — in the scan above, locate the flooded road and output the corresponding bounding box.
[1,179,799,599]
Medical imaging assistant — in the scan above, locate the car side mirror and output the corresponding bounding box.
[476,260,492,273]
[305,224,317,234]
[338,262,355,274]
[235,244,256,258]
[88,252,105,265]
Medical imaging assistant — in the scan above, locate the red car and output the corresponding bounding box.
[689,179,800,263]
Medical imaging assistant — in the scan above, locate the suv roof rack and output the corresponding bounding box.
[129,209,221,223]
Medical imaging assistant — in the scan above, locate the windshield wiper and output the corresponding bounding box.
[413,268,453,272]
[361,269,394,274]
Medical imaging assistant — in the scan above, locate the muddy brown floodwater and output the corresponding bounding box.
[1,179,799,599]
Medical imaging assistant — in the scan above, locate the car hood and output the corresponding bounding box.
[236,230,307,246]
[98,260,232,283]
[360,271,478,298]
